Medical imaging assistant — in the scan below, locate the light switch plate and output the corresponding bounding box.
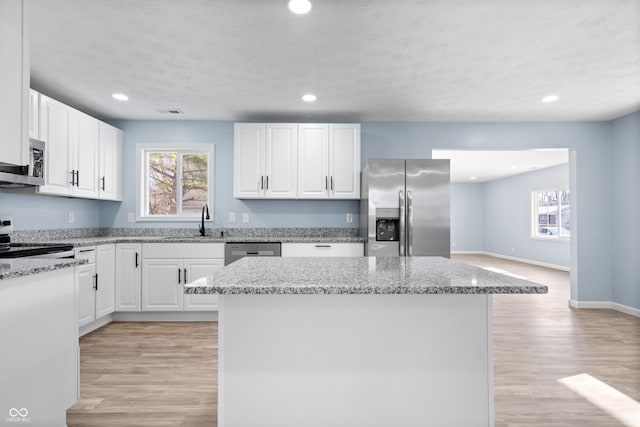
[228,212,236,223]
[346,213,353,223]
[68,212,75,224]
[128,212,135,223]
[242,213,250,223]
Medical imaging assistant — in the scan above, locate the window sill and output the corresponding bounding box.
[136,216,213,222]
[530,236,570,243]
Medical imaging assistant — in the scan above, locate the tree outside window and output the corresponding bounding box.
[532,189,570,239]
[137,144,214,220]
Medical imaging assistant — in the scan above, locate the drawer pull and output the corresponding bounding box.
[78,249,95,253]
[315,245,331,248]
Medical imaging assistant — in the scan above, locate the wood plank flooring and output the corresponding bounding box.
[67,255,640,426]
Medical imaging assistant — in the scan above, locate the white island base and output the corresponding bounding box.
[218,294,493,427]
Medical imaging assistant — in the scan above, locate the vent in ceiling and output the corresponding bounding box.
[157,109,184,114]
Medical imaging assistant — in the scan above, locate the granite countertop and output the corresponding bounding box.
[15,235,364,248]
[184,256,548,295]
[0,258,88,280]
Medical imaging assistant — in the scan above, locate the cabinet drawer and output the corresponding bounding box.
[74,246,96,263]
[142,243,224,259]
[281,243,363,257]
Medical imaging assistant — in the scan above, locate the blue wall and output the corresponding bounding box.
[482,164,570,268]
[450,183,484,252]
[611,111,640,310]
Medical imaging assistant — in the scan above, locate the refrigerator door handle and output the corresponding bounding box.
[407,190,414,256]
[399,190,405,256]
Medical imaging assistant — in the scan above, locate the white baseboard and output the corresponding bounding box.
[79,314,113,337]
[467,251,571,272]
[113,311,217,322]
[569,299,640,318]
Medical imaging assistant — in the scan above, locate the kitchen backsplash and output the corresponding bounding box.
[12,227,359,242]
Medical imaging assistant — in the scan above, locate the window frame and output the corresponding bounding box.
[136,143,214,221]
[531,187,570,242]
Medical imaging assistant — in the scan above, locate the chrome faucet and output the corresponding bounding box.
[199,204,210,236]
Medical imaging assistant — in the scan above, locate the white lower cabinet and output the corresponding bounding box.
[281,242,364,257]
[76,245,116,327]
[115,243,142,311]
[141,243,224,312]
[183,258,224,311]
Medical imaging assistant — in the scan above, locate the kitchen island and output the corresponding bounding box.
[186,256,547,427]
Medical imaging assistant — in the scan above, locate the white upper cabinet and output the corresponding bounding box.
[328,124,361,199]
[98,122,123,200]
[38,95,73,196]
[0,0,28,166]
[298,123,360,199]
[234,123,298,199]
[297,124,329,199]
[71,109,100,198]
[34,91,122,200]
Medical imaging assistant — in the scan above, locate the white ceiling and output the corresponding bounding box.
[432,149,569,183]
[29,0,640,122]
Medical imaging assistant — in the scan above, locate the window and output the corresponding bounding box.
[532,188,570,240]
[136,144,214,221]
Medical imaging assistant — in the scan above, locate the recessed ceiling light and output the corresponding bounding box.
[288,0,311,14]
[302,94,317,102]
[470,176,477,180]
[511,165,519,169]
[112,93,129,101]
[541,94,559,103]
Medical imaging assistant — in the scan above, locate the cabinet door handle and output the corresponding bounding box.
[266,175,269,190]
[135,252,139,268]
[94,273,98,291]
[261,176,264,190]
[75,170,79,187]
[184,268,187,283]
[101,176,106,191]
[70,170,76,185]
[330,176,334,191]
[178,268,182,284]
[325,176,328,190]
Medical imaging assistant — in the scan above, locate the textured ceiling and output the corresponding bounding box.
[432,149,568,183]
[29,0,640,122]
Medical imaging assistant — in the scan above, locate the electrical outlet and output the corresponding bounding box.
[228,212,236,223]
[128,212,135,223]
[511,247,515,253]
[346,213,353,223]
[68,212,75,224]
[242,212,250,223]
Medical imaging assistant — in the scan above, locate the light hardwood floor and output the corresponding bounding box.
[67,255,640,426]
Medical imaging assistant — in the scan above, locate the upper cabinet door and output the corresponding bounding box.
[98,122,123,201]
[38,95,73,196]
[234,123,266,198]
[329,124,361,199]
[0,0,28,166]
[297,124,329,199]
[71,110,99,198]
[265,124,298,199]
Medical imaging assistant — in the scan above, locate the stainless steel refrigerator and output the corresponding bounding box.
[360,159,450,257]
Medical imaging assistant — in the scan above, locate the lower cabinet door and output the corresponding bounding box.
[95,244,116,318]
[77,263,97,327]
[183,258,224,311]
[141,258,183,311]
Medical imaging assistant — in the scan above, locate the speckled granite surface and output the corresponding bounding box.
[0,258,88,280]
[12,227,363,247]
[184,256,548,295]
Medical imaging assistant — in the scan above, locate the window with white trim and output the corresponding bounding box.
[136,144,214,221]
[532,188,570,239]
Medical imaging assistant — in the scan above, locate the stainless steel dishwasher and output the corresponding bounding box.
[224,242,281,265]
